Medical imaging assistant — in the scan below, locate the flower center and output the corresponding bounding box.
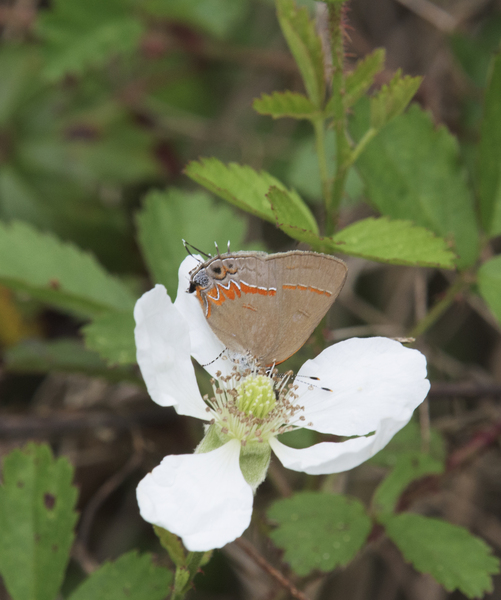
[236,375,276,419]
[204,366,306,446]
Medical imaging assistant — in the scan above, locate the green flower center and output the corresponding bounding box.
[236,375,276,419]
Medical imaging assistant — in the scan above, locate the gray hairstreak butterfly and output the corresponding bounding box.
[187,249,347,367]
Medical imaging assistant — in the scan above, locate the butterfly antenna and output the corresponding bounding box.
[182,239,212,260]
[227,240,231,253]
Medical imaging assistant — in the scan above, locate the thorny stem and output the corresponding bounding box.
[313,117,331,217]
[409,275,471,338]
[325,2,351,234]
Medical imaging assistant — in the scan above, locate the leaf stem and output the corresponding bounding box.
[349,126,377,166]
[409,276,470,338]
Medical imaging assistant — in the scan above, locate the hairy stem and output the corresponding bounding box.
[325,3,351,234]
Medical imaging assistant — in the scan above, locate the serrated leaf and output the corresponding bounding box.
[330,217,456,268]
[276,0,325,107]
[268,492,371,576]
[478,52,501,236]
[4,339,137,382]
[253,91,318,119]
[373,453,444,515]
[351,103,479,268]
[0,221,135,317]
[83,312,136,366]
[68,551,172,600]
[143,0,248,39]
[384,513,500,598]
[0,444,78,600]
[37,0,144,80]
[184,158,314,228]
[267,186,319,240]
[135,188,247,296]
[370,71,422,129]
[369,420,446,468]
[477,256,501,325]
[340,48,386,110]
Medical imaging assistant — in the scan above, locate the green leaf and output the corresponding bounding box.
[0,221,135,317]
[267,186,319,241]
[0,48,40,126]
[0,444,78,600]
[340,48,386,110]
[384,513,500,598]
[68,551,172,600]
[268,492,371,576]
[253,91,318,119]
[4,339,137,382]
[143,0,249,39]
[135,188,247,296]
[276,0,325,107]
[477,255,501,324]
[184,157,315,228]
[478,52,501,236]
[83,312,136,366]
[330,217,456,268]
[370,71,422,129]
[373,453,444,515]
[369,420,446,468]
[351,103,479,268]
[37,0,144,80]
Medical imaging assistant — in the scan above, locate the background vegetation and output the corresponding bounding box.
[1,0,501,598]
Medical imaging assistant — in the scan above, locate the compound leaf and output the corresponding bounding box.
[68,551,172,600]
[330,217,456,268]
[370,71,422,129]
[253,91,318,120]
[276,0,325,107]
[37,0,143,80]
[268,492,371,576]
[0,444,78,600]
[0,221,135,317]
[352,104,479,268]
[384,513,499,598]
[184,158,314,228]
[373,453,444,515]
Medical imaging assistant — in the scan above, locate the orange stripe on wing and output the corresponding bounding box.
[282,284,332,296]
[240,282,277,297]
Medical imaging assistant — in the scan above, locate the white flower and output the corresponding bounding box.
[135,256,430,552]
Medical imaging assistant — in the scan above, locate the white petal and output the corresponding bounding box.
[174,256,233,377]
[270,416,410,475]
[295,337,430,436]
[134,285,209,420]
[136,439,253,551]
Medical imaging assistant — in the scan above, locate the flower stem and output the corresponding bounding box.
[171,551,205,600]
[409,276,470,338]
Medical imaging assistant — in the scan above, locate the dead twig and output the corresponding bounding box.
[234,537,312,600]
